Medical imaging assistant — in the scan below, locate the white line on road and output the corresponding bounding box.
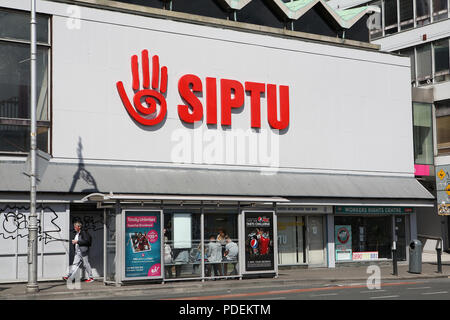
[370,295,400,299]
[407,287,431,290]
[310,293,338,297]
[422,291,448,295]
[360,290,387,293]
[257,297,286,300]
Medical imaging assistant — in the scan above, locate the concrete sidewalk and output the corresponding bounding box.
[1,260,449,300]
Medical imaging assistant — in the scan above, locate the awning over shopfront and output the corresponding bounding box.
[81,193,289,204]
[0,161,434,205]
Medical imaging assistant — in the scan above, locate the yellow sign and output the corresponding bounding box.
[439,203,450,215]
[447,185,450,196]
[438,169,446,180]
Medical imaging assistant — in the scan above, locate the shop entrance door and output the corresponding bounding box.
[308,216,325,265]
[277,216,305,265]
[395,216,407,261]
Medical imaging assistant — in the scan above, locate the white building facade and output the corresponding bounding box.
[0,0,433,284]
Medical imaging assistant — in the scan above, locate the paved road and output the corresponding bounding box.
[96,278,450,300]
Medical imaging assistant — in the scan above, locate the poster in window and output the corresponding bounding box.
[335,225,352,261]
[124,210,162,279]
[173,213,192,249]
[244,211,274,272]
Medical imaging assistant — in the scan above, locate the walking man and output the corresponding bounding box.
[63,221,94,283]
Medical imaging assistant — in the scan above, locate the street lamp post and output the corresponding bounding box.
[26,0,39,294]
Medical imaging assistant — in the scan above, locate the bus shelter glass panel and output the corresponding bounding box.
[104,209,117,283]
[204,211,239,278]
[163,212,201,279]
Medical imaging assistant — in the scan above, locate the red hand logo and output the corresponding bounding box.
[116,50,168,126]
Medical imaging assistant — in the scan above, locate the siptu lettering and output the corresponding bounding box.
[117,49,291,130]
[177,76,290,130]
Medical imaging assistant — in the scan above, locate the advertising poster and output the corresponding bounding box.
[436,165,450,215]
[125,210,162,279]
[335,225,352,261]
[244,211,274,272]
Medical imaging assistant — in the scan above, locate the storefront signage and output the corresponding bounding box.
[124,210,162,280]
[276,206,331,214]
[352,251,378,261]
[335,206,414,214]
[335,225,352,261]
[116,50,290,130]
[244,211,275,272]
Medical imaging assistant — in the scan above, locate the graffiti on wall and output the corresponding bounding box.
[71,214,104,233]
[0,205,67,244]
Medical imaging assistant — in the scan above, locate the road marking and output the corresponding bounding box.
[407,287,431,290]
[370,295,400,299]
[422,291,448,295]
[162,281,421,300]
[360,289,387,293]
[257,297,286,300]
[310,293,338,297]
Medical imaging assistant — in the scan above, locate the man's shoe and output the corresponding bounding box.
[84,278,94,283]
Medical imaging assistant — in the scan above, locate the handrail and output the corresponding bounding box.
[417,234,443,250]
[417,234,444,273]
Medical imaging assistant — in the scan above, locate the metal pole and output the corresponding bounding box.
[200,202,205,282]
[392,241,398,276]
[26,0,39,294]
[437,247,442,273]
[437,239,442,274]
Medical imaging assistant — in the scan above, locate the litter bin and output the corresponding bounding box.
[408,239,422,274]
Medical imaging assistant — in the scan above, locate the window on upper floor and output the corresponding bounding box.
[399,38,449,86]
[416,0,431,26]
[434,38,450,82]
[370,0,448,38]
[384,0,399,34]
[400,0,414,30]
[416,43,433,85]
[432,0,448,21]
[413,102,434,165]
[0,9,50,155]
[436,100,450,155]
[369,0,383,40]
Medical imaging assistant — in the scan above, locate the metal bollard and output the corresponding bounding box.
[392,241,398,276]
[437,248,442,273]
[436,240,442,274]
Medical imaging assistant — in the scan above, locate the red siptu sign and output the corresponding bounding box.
[116,50,290,130]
